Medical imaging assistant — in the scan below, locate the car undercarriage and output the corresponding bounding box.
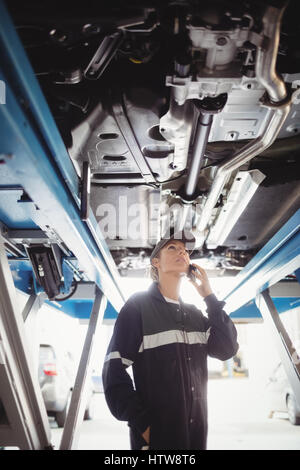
[6,0,300,278]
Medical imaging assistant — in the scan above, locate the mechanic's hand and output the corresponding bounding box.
[188,263,213,298]
[142,426,150,444]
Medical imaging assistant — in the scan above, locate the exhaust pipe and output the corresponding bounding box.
[196,3,291,236]
[255,4,288,103]
[184,94,227,199]
[184,112,213,198]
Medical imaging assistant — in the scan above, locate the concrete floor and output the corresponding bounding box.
[50,378,300,450]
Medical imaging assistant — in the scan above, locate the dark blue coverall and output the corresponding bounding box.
[102,282,239,450]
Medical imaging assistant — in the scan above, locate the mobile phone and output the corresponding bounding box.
[187,264,197,282]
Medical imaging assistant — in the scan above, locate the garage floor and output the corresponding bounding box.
[50,377,300,450]
[206,377,300,450]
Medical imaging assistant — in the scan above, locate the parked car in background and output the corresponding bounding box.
[266,362,300,426]
[38,344,94,427]
[91,373,104,394]
[207,356,224,379]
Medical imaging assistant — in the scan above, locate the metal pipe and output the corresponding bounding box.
[183,93,227,199]
[184,112,213,197]
[198,103,291,232]
[196,2,291,236]
[255,4,288,103]
[177,202,192,232]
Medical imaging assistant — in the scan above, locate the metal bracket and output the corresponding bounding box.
[112,100,156,184]
[84,32,124,80]
[80,161,91,222]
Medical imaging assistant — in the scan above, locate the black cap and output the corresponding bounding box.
[150,229,196,262]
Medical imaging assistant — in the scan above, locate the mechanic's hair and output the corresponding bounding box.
[150,265,159,282]
[149,252,160,282]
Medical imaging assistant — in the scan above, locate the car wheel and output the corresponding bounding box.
[56,393,71,428]
[287,394,300,425]
[84,396,95,421]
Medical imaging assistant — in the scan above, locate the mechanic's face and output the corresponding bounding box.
[152,240,190,276]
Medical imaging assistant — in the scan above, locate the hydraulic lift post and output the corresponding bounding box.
[0,237,52,449]
[256,289,300,410]
[22,293,45,322]
[225,209,300,421]
[60,287,107,450]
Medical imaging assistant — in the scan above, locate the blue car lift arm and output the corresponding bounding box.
[0,0,125,449]
[223,209,300,314]
[224,209,300,416]
[0,0,125,313]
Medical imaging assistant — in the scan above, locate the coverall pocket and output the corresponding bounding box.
[129,424,150,450]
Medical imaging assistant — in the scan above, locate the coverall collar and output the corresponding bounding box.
[148,281,184,305]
